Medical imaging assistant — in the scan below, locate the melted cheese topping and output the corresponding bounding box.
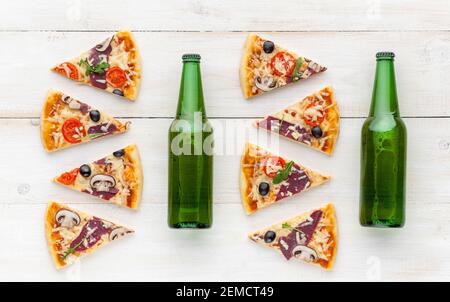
[68,153,135,207]
[53,213,115,265]
[46,93,126,149]
[109,40,129,70]
[308,213,336,263]
[269,88,338,151]
[250,204,336,268]
[245,145,288,209]
[247,35,325,97]
[64,33,136,93]
[304,104,324,122]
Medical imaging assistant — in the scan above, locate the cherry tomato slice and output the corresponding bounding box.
[270,52,296,77]
[56,168,79,185]
[106,66,127,88]
[62,118,86,144]
[53,62,79,80]
[303,104,325,127]
[263,156,286,178]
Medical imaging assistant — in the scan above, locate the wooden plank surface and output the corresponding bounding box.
[0,0,449,282]
[1,118,450,281]
[0,31,450,118]
[1,0,449,31]
[2,118,450,206]
[2,202,449,282]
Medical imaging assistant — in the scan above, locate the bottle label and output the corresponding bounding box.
[170,111,213,156]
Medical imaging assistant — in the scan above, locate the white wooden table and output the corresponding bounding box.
[1,0,449,282]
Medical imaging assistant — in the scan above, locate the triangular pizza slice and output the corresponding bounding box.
[248,203,338,270]
[41,90,130,152]
[240,33,326,99]
[45,201,134,269]
[53,144,143,210]
[255,86,340,155]
[52,31,141,100]
[240,143,330,214]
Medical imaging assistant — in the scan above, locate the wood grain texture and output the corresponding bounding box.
[2,118,450,207]
[0,0,449,282]
[0,31,450,118]
[1,0,449,31]
[1,202,449,282]
[1,118,450,281]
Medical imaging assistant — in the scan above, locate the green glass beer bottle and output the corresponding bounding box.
[360,52,407,228]
[168,54,213,228]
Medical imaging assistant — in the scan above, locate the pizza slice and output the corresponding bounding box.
[45,201,134,269]
[53,144,143,210]
[52,31,141,100]
[41,90,130,152]
[240,33,326,99]
[240,143,330,215]
[255,86,340,155]
[248,203,338,270]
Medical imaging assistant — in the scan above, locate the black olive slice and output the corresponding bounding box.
[258,182,270,196]
[311,126,323,138]
[263,41,275,54]
[113,89,124,96]
[79,164,92,177]
[113,149,125,157]
[89,110,101,122]
[264,230,276,243]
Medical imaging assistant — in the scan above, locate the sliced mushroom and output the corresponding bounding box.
[255,75,277,92]
[68,100,81,110]
[61,94,73,104]
[90,174,116,192]
[292,245,318,262]
[60,94,81,110]
[109,227,130,241]
[95,36,113,52]
[55,209,81,228]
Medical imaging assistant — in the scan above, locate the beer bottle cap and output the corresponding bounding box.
[182,54,201,62]
[376,52,395,59]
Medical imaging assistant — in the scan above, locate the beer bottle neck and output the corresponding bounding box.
[176,62,206,119]
[369,59,400,117]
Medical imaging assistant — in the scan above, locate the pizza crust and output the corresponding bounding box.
[53,144,142,209]
[322,203,338,270]
[239,142,255,214]
[239,33,325,100]
[255,86,340,155]
[123,144,144,209]
[45,201,135,269]
[248,203,338,270]
[321,86,340,155]
[239,33,258,99]
[51,31,141,101]
[40,90,130,152]
[116,31,141,101]
[40,89,61,152]
[296,86,340,155]
[45,201,66,269]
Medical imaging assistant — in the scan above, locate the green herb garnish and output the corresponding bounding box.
[282,222,291,229]
[61,240,84,260]
[273,161,294,184]
[291,57,304,82]
[78,58,110,76]
[282,222,303,233]
[88,133,106,140]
